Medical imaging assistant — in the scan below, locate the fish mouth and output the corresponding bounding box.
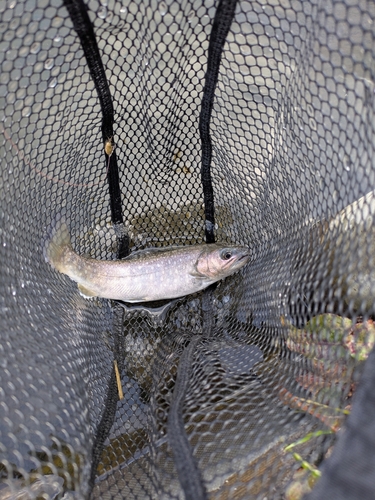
[238,253,250,262]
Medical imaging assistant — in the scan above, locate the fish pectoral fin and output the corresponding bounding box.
[189,269,206,279]
[78,284,98,298]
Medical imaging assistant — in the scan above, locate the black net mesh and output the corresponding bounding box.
[1,0,375,498]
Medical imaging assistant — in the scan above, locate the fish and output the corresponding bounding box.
[43,215,250,302]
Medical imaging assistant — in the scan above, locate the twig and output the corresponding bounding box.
[114,360,124,400]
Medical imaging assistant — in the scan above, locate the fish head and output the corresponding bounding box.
[196,244,250,280]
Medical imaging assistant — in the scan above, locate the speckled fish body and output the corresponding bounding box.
[43,216,250,302]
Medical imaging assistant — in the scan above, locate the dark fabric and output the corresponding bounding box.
[307,345,375,500]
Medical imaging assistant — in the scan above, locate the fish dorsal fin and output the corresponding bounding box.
[78,283,98,298]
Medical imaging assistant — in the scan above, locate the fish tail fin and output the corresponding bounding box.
[43,214,71,271]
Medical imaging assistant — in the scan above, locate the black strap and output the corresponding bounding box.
[62,2,130,490]
[179,6,239,495]
[89,367,118,488]
[63,0,129,258]
[167,336,208,500]
[89,304,125,488]
[199,0,239,244]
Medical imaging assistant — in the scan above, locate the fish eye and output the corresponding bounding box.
[221,250,232,260]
